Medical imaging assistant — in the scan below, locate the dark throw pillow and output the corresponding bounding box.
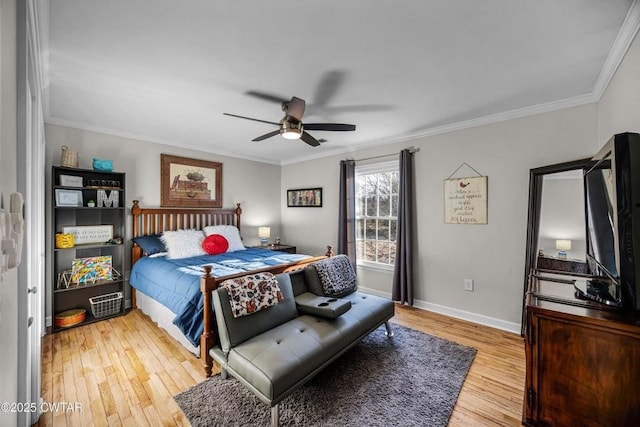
[132,234,166,256]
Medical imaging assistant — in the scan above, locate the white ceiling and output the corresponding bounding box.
[44,0,638,165]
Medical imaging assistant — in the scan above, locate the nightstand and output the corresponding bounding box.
[536,255,588,274]
[256,244,297,254]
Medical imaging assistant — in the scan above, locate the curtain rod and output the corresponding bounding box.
[348,147,420,163]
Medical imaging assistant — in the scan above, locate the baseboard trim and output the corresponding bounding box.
[358,286,522,335]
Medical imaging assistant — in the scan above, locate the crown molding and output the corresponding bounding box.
[43,116,282,165]
[592,0,640,100]
[281,93,597,166]
[47,91,598,168]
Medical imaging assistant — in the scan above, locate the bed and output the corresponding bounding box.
[129,200,331,377]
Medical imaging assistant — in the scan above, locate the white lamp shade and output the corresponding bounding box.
[258,226,271,239]
[555,239,572,251]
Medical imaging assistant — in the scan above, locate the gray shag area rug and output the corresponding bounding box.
[175,324,476,427]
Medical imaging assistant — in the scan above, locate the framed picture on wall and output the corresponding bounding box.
[161,154,223,207]
[55,189,83,207]
[287,188,323,207]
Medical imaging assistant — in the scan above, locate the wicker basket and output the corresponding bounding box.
[60,145,79,168]
[55,308,86,328]
[89,292,123,318]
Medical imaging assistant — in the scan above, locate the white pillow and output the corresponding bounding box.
[203,225,245,252]
[160,229,206,259]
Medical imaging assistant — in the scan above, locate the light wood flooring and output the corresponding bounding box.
[39,305,525,426]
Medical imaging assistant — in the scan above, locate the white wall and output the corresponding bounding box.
[538,175,586,261]
[598,31,640,141]
[44,124,283,320]
[0,0,19,424]
[282,104,600,330]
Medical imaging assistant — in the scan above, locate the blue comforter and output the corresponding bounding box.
[129,248,310,346]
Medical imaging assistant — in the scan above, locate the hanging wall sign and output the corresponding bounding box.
[444,176,488,224]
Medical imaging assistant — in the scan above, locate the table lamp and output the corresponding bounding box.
[258,226,271,246]
[555,239,571,258]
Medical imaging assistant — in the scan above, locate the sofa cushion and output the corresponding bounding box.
[304,255,357,297]
[213,273,297,354]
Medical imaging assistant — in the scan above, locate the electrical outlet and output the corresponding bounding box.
[464,278,474,291]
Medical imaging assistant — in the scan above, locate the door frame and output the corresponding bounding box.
[16,0,46,425]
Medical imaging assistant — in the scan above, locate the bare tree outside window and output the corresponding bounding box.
[356,166,399,266]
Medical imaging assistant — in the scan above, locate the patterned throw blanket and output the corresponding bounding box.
[313,255,357,297]
[220,272,284,318]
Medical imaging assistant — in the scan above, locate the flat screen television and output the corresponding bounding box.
[580,132,640,312]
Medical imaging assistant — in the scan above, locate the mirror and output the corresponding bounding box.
[521,157,594,334]
[537,170,587,267]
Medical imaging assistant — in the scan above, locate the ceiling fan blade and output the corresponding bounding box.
[245,91,288,104]
[287,97,306,121]
[313,70,346,107]
[303,123,356,132]
[252,130,281,142]
[300,131,321,147]
[223,113,278,126]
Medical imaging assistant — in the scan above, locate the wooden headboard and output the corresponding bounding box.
[131,200,242,265]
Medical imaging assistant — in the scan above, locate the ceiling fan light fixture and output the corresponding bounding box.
[281,128,301,139]
[280,118,302,139]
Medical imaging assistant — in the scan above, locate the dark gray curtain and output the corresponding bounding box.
[393,149,414,305]
[338,160,356,265]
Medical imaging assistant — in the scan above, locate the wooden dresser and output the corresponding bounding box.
[524,273,640,427]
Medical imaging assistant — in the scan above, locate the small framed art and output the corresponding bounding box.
[55,189,83,207]
[287,188,323,207]
[444,176,488,224]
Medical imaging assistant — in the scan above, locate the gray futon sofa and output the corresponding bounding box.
[210,264,395,426]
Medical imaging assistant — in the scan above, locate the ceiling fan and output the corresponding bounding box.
[223,96,356,147]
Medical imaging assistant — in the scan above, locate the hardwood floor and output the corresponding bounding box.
[39,305,525,426]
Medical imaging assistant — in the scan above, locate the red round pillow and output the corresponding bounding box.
[202,234,229,255]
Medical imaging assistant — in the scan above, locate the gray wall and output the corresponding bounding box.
[0,0,19,424]
[44,124,283,321]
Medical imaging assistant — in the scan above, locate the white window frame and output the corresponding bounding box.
[355,160,399,271]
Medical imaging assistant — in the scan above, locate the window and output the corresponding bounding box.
[355,161,399,267]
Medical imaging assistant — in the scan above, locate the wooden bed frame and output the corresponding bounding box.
[131,200,332,376]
